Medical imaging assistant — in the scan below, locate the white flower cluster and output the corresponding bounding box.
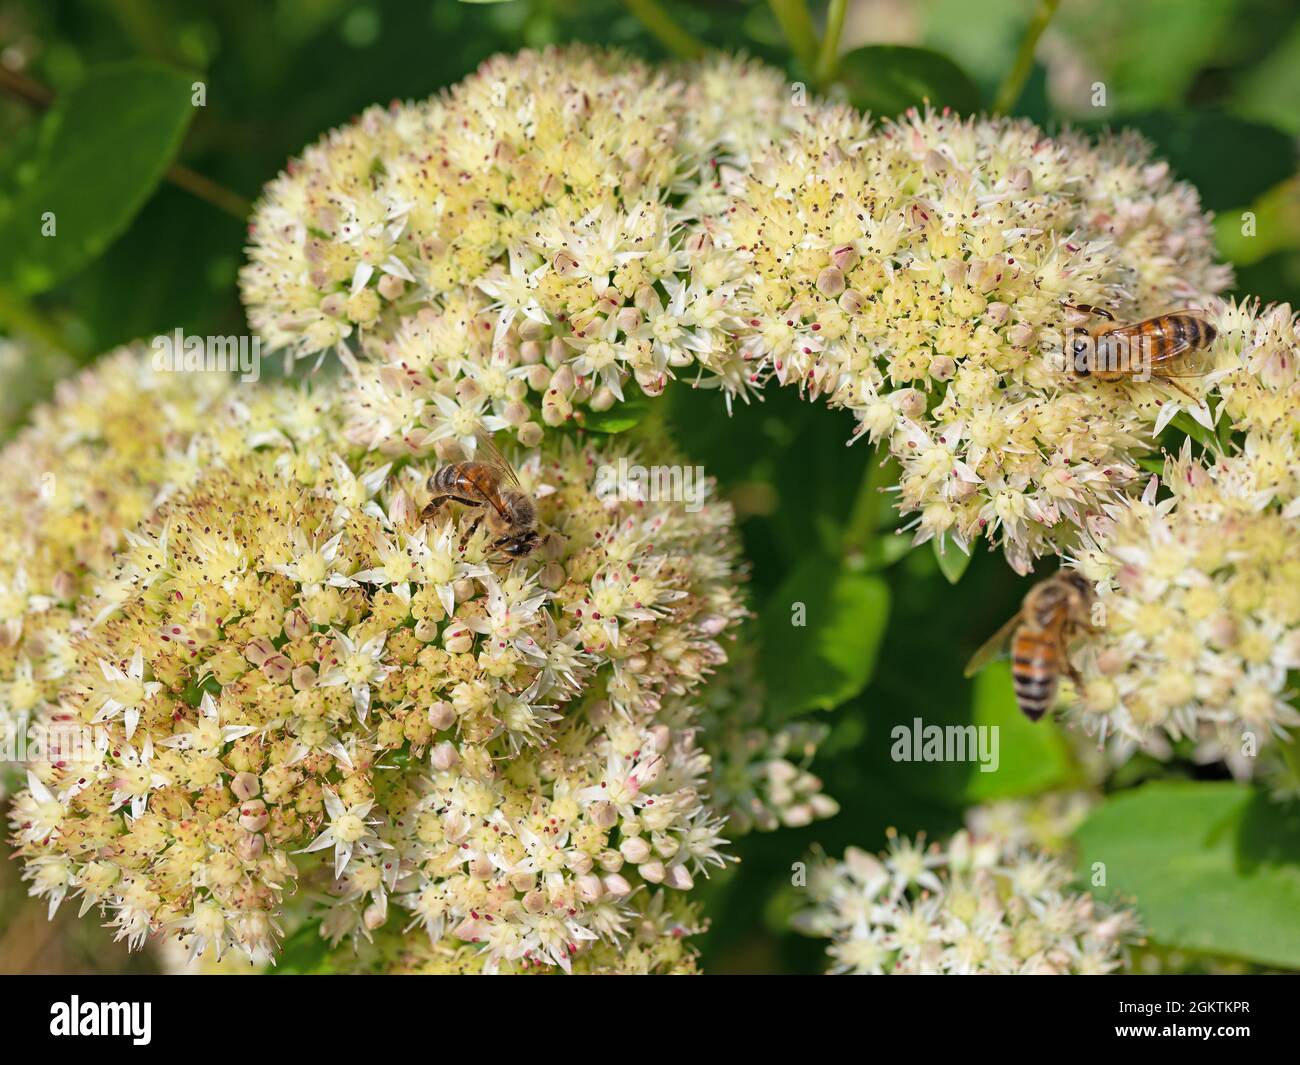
[794,822,1137,974]
[718,105,1229,572]
[8,348,749,973]
[246,48,1231,576]
[1065,299,1300,759]
[241,48,802,459]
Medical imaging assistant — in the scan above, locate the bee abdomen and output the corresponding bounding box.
[1010,630,1059,721]
[1159,314,1215,354]
[430,463,464,493]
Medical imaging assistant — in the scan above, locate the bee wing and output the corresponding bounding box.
[473,425,521,488]
[438,437,469,464]
[1120,314,1216,377]
[963,610,1023,678]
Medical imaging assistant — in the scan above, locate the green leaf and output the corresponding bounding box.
[273,920,330,974]
[1230,20,1300,136]
[0,61,197,294]
[576,384,652,433]
[961,662,1073,801]
[858,530,913,572]
[1055,0,1240,113]
[1168,411,1220,455]
[1075,782,1300,968]
[759,552,890,717]
[836,45,982,119]
[1101,109,1296,214]
[932,536,972,584]
[1215,177,1300,267]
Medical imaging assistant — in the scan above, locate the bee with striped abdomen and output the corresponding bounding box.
[964,571,1096,721]
[419,429,543,561]
[1065,304,1218,400]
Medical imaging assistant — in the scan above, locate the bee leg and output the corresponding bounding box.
[1059,628,1086,691]
[418,495,452,524]
[458,512,484,552]
[1062,303,1115,321]
[1161,376,1199,401]
[1063,660,1085,689]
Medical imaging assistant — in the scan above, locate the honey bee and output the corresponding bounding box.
[419,429,542,560]
[1065,304,1218,400]
[964,571,1096,721]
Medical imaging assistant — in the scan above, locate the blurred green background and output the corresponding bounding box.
[1,0,1298,975]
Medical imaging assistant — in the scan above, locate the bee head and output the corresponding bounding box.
[499,531,542,558]
[1062,570,1094,602]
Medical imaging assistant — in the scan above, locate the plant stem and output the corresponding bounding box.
[166,162,252,219]
[768,0,820,74]
[815,0,849,89]
[991,0,1061,115]
[0,288,78,355]
[623,0,707,60]
[0,66,251,221]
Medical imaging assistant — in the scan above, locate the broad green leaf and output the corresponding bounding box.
[961,662,1073,801]
[1075,782,1300,968]
[0,61,197,294]
[1055,0,1240,113]
[1230,20,1300,136]
[858,530,912,572]
[1101,109,1295,214]
[920,0,1028,91]
[932,536,972,584]
[759,552,889,717]
[1215,177,1300,267]
[837,45,982,119]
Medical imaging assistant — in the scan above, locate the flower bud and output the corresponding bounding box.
[236,832,264,862]
[244,637,276,667]
[589,800,618,829]
[231,772,261,801]
[601,873,632,898]
[816,266,846,298]
[428,701,456,730]
[238,800,269,832]
[620,836,651,863]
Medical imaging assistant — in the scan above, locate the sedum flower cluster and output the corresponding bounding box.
[719,105,1229,572]
[793,821,1137,974]
[241,48,801,459]
[244,47,1232,574]
[1065,299,1300,759]
[0,347,238,797]
[963,790,1097,855]
[9,356,748,971]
